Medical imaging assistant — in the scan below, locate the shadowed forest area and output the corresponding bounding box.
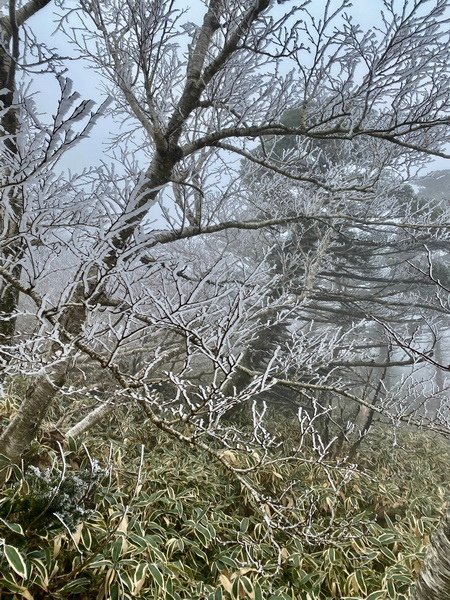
[1,0,450,598]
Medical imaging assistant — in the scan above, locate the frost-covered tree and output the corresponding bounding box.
[232,109,450,452]
[0,0,450,544]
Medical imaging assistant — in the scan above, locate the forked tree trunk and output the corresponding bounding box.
[409,511,450,600]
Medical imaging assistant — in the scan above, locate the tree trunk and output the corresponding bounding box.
[0,37,22,363]
[409,511,450,600]
[0,1,55,368]
[0,287,86,464]
[65,402,114,439]
[0,359,67,464]
[0,153,177,464]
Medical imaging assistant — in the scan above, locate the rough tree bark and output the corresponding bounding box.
[0,362,67,463]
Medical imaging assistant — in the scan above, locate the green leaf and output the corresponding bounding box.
[166,537,184,557]
[146,521,166,533]
[387,579,397,599]
[190,544,208,562]
[89,554,113,569]
[240,576,254,595]
[230,577,257,599]
[218,556,238,569]
[132,562,148,595]
[133,562,147,583]
[0,519,25,536]
[30,558,49,590]
[144,534,164,548]
[326,547,338,564]
[111,536,125,562]
[366,592,385,600]
[118,570,133,590]
[378,533,396,545]
[379,546,396,562]
[388,571,412,585]
[4,545,27,579]
[81,526,93,550]
[110,581,121,600]
[355,570,367,595]
[148,563,164,588]
[57,577,92,593]
[240,518,250,533]
[231,577,241,599]
[196,522,212,541]
[254,582,263,600]
[287,553,302,568]
[213,588,223,600]
[0,579,33,600]
[67,436,80,453]
[128,533,148,549]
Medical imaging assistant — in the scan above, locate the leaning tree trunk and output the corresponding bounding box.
[0,151,177,465]
[0,286,86,466]
[409,510,450,600]
[0,360,68,465]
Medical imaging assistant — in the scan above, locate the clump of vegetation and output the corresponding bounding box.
[0,460,107,532]
[0,418,448,600]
